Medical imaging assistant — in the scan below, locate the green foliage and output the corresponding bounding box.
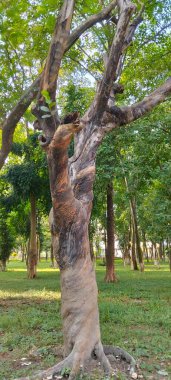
[0,208,16,264]
[59,81,95,117]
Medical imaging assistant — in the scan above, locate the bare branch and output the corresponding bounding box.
[39,0,75,101]
[0,77,40,169]
[0,0,118,169]
[123,77,171,123]
[104,77,171,129]
[65,0,117,52]
[89,0,136,121]
[116,3,144,78]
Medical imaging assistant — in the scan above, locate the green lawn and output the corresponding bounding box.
[0,260,171,380]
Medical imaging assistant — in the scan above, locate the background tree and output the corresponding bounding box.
[3,132,51,278]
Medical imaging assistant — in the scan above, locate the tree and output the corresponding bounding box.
[105,182,117,282]
[95,132,118,281]
[0,208,15,271]
[4,133,51,278]
[2,1,171,379]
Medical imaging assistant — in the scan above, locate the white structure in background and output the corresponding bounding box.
[98,236,122,258]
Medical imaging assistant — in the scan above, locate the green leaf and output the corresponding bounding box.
[40,106,50,113]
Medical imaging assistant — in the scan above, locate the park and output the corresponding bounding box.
[0,0,171,379]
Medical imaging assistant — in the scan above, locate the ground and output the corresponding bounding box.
[0,260,171,380]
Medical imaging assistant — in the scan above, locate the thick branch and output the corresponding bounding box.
[33,0,75,139]
[0,77,40,169]
[104,77,171,129]
[45,121,82,226]
[90,0,136,121]
[0,1,118,168]
[116,3,144,77]
[122,77,171,124]
[65,0,117,52]
[40,0,75,101]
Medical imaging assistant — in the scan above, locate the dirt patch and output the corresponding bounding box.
[11,346,141,380]
[0,298,52,309]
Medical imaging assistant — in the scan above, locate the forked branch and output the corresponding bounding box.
[0,77,40,169]
[104,77,171,129]
[1,1,117,169]
[90,0,136,121]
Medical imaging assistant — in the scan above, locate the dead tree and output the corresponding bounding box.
[3,1,171,379]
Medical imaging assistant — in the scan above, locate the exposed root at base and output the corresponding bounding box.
[103,345,136,374]
[14,345,136,380]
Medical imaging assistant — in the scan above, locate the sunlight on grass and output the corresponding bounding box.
[37,267,59,272]
[0,289,61,301]
[7,267,59,272]
[0,260,171,380]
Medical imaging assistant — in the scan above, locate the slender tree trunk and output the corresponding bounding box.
[130,197,144,272]
[162,241,165,261]
[123,223,131,266]
[0,259,6,271]
[90,239,95,262]
[21,244,25,262]
[27,193,37,279]
[159,241,163,260]
[37,235,41,262]
[50,244,54,267]
[131,217,138,270]
[142,232,149,263]
[105,183,117,282]
[25,241,29,265]
[45,249,48,261]
[168,240,171,272]
[103,229,107,265]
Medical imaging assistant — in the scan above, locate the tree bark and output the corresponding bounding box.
[130,197,144,271]
[21,244,25,262]
[27,193,37,279]
[0,259,7,271]
[131,217,138,271]
[168,240,171,272]
[105,183,117,282]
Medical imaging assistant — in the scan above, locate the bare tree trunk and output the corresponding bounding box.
[0,259,6,271]
[168,240,171,272]
[159,241,163,260]
[105,183,117,282]
[37,234,41,262]
[130,197,144,271]
[90,239,95,262]
[50,243,54,267]
[21,244,25,262]
[162,241,165,261]
[131,219,138,271]
[142,232,149,262]
[27,194,37,279]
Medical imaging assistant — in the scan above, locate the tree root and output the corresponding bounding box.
[14,345,136,380]
[103,345,136,374]
[14,352,74,380]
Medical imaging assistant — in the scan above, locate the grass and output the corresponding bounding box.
[0,259,171,380]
